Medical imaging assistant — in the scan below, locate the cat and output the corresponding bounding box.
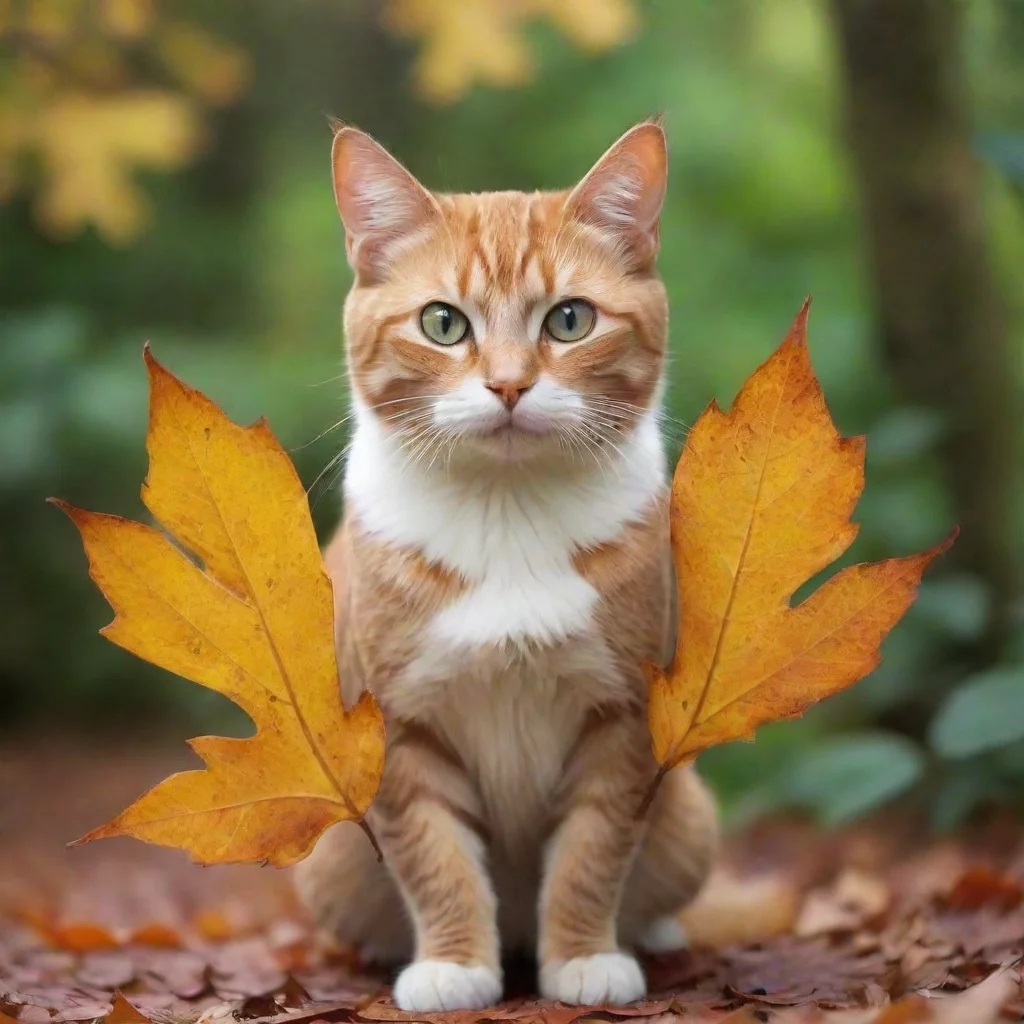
[293,120,719,1013]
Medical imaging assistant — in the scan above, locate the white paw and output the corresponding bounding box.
[540,952,646,1006]
[392,959,502,1012]
[636,916,689,954]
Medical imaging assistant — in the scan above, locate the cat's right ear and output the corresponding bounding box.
[331,127,440,282]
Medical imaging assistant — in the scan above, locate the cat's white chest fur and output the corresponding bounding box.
[344,406,666,651]
[344,407,665,857]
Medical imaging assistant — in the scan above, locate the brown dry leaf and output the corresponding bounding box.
[679,867,802,950]
[875,967,1019,1022]
[796,869,891,937]
[52,348,385,867]
[647,301,955,777]
[943,865,1021,912]
[724,936,889,1009]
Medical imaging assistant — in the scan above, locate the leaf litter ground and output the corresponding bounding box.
[2,738,1022,1024]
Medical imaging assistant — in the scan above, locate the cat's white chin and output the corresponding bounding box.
[460,421,559,463]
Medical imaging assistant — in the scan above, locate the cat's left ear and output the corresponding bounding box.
[565,121,667,266]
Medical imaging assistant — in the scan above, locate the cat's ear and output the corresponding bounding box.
[331,126,440,282]
[565,121,667,265]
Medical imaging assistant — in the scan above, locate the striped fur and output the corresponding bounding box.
[294,122,718,1013]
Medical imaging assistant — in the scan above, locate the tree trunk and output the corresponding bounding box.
[829,0,1018,665]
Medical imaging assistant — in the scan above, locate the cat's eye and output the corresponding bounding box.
[420,302,470,346]
[544,299,596,343]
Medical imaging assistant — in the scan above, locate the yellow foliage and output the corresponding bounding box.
[0,0,246,243]
[55,349,385,867]
[1,0,639,240]
[383,0,639,103]
[97,0,155,40]
[158,21,252,107]
[35,91,201,244]
[646,302,955,778]
[22,0,77,40]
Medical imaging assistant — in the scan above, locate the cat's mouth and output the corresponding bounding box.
[458,413,557,462]
[486,417,550,438]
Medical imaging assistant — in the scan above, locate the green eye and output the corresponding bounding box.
[420,302,470,346]
[544,299,596,343]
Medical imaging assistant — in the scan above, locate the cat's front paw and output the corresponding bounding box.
[392,959,502,1012]
[539,952,646,1006]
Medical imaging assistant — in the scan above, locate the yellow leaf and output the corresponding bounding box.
[157,22,252,107]
[97,0,155,40]
[382,0,639,103]
[647,301,956,774]
[22,0,80,41]
[34,90,201,244]
[384,0,530,103]
[53,347,385,867]
[531,0,638,50]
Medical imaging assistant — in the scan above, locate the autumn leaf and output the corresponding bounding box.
[105,993,151,1024]
[382,0,638,103]
[33,90,201,244]
[157,21,252,107]
[51,348,385,867]
[647,300,956,781]
[0,1,247,243]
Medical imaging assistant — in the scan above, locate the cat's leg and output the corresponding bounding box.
[371,729,502,1013]
[537,714,650,1006]
[293,819,411,965]
[618,765,719,954]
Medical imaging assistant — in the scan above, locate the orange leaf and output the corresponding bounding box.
[53,347,385,867]
[128,923,182,948]
[41,920,120,952]
[647,300,955,774]
[193,908,237,942]
[105,993,152,1024]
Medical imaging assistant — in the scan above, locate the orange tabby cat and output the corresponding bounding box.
[294,121,719,1012]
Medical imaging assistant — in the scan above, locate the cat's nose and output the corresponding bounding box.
[485,381,532,410]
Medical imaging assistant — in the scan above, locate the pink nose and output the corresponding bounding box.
[486,382,532,410]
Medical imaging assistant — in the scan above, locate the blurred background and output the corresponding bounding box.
[2,0,1023,835]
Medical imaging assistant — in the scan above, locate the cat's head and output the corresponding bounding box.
[333,122,669,467]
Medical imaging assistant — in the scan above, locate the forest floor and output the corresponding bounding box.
[1,737,1022,1024]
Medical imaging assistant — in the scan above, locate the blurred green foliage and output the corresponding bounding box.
[2,0,1023,832]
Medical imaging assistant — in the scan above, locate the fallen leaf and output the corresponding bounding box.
[647,300,955,780]
[724,936,889,1009]
[679,868,802,949]
[944,866,1021,912]
[194,910,238,943]
[52,347,385,867]
[76,953,137,991]
[129,924,182,948]
[914,966,1018,1021]
[104,993,152,1024]
[796,869,891,937]
[27,917,119,954]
